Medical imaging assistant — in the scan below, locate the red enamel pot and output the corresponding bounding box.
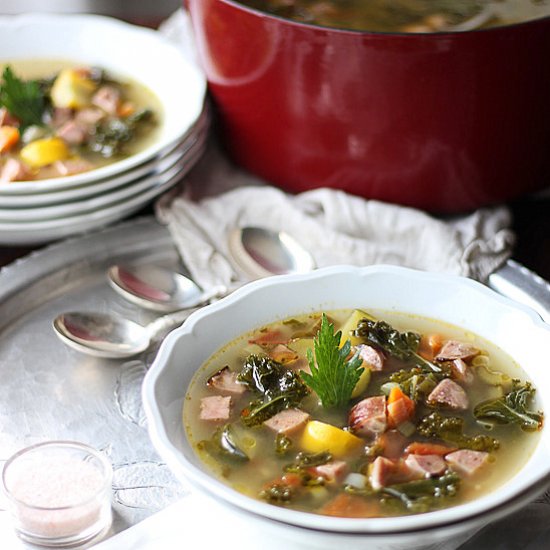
[185,0,550,212]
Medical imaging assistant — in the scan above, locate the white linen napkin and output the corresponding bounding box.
[155,141,514,291]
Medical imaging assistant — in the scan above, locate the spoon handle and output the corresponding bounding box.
[147,307,202,341]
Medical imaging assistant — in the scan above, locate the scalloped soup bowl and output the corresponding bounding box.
[143,265,550,549]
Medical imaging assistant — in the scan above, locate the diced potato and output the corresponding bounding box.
[50,69,96,109]
[20,137,70,168]
[288,338,314,358]
[338,309,375,348]
[351,365,371,398]
[300,420,362,458]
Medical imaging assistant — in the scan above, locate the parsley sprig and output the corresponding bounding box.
[300,314,364,408]
[0,66,45,130]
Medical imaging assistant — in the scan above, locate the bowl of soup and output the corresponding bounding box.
[143,265,550,548]
[0,13,206,187]
[184,0,550,213]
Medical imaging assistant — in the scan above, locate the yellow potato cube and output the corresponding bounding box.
[50,69,96,109]
[351,366,371,399]
[20,137,70,168]
[300,420,363,458]
[338,309,375,348]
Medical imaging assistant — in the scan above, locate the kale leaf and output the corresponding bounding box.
[417,412,500,452]
[354,318,442,373]
[390,366,449,402]
[300,313,364,408]
[474,380,543,432]
[88,108,153,158]
[199,424,249,463]
[381,471,461,514]
[238,354,309,426]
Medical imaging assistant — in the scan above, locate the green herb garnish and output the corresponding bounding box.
[474,380,543,431]
[300,313,364,408]
[0,66,45,130]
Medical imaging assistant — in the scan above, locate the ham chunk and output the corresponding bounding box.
[75,107,105,126]
[207,366,246,395]
[435,340,479,362]
[377,430,408,459]
[309,460,348,483]
[349,396,387,439]
[0,158,31,182]
[263,408,310,434]
[199,395,232,422]
[405,454,447,478]
[428,378,469,410]
[450,358,474,385]
[369,456,413,490]
[269,344,299,364]
[37,158,93,178]
[56,120,88,145]
[92,85,121,115]
[357,345,385,371]
[445,449,489,476]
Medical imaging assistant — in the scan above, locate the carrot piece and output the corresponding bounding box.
[320,493,381,518]
[405,441,457,456]
[0,126,20,153]
[418,333,443,360]
[387,386,415,428]
[280,473,303,488]
[117,101,136,117]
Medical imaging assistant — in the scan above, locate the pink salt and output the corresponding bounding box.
[6,456,107,538]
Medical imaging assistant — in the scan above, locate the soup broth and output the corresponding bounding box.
[238,0,550,33]
[0,59,162,182]
[184,309,543,517]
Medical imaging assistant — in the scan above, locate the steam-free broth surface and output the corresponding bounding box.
[238,0,550,33]
[184,310,542,517]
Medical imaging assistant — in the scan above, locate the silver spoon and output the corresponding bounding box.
[54,226,315,358]
[108,226,315,309]
[228,226,315,279]
[53,308,199,359]
[107,264,226,312]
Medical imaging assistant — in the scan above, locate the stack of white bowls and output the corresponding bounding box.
[0,13,209,245]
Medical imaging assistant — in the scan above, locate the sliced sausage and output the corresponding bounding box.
[405,454,447,478]
[428,378,469,410]
[445,449,489,476]
[435,340,479,362]
[450,358,474,385]
[349,395,387,439]
[356,344,385,371]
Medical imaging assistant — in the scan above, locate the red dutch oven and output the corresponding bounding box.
[185,0,550,212]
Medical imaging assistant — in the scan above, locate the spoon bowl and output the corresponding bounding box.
[229,226,316,279]
[108,265,226,312]
[53,308,199,359]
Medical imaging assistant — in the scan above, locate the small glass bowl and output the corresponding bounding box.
[2,441,113,547]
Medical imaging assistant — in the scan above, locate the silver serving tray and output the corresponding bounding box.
[1,216,549,545]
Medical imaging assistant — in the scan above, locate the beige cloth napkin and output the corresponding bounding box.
[155,142,514,291]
